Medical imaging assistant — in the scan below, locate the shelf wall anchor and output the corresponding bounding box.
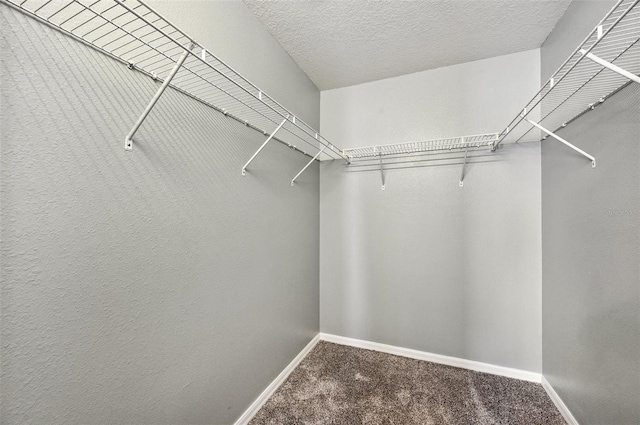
[459,145,469,187]
[124,43,194,151]
[579,49,640,84]
[291,147,326,186]
[525,118,596,168]
[242,117,288,175]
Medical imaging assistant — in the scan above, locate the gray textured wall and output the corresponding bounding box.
[540,1,640,423]
[321,49,542,148]
[0,4,320,425]
[541,84,640,425]
[319,50,543,372]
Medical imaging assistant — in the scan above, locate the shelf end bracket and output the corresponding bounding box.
[124,43,194,151]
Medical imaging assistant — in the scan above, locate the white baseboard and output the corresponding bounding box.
[234,334,320,425]
[542,375,579,425]
[319,333,541,383]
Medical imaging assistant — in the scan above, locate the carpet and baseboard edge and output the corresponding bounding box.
[541,375,580,425]
[234,332,579,425]
[319,333,542,383]
[233,334,321,425]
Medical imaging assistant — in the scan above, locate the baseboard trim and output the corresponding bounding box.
[233,334,320,425]
[541,375,579,425]
[319,333,541,383]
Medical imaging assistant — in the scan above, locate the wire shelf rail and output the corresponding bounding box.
[2,0,349,163]
[495,0,640,151]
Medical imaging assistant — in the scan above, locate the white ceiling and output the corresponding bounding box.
[243,0,572,90]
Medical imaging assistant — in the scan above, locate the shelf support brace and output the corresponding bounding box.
[291,147,326,186]
[379,153,385,190]
[579,49,640,85]
[242,117,288,175]
[525,118,596,168]
[459,145,469,187]
[124,44,194,150]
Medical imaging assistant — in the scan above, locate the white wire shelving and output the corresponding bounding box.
[343,134,499,188]
[4,0,638,186]
[2,0,349,180]
[343,134,498,160]
[346,0,639,188]
[494,0,640,166]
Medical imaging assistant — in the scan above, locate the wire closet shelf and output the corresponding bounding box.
[343,134,498,161]
[495,0,640,150]
[3,0,349,162]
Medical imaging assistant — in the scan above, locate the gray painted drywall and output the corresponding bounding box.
[540,0,618,82]
[0,4,320,424]
[320,50,543,372]
[147,0,320,129]
[541,84,640,425]
[540,1,640,423]
[320,49,542,148]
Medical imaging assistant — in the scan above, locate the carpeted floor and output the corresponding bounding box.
[250,341,566,425]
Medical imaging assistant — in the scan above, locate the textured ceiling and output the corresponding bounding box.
[243,0,572,90]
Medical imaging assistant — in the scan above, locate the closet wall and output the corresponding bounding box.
[0,3,321,424]
[540,0,640,423]
[319,49,544,372]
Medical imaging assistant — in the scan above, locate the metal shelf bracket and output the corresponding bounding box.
[579,49,640,85]
[124,43,194,151]
[242,117,288,175]
[459,142,469,187]
[378,152,385,190]
[291,147,326,186]
[524,116,596,168]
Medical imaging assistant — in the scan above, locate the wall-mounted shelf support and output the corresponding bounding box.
[242,117,288,175]
[524,116,596,168]
[291,147,326,186]
[379,153,386,190]
[459,146,469,187]
[493,0,639,151]
[579,49,640,85]
[124,43,194,151]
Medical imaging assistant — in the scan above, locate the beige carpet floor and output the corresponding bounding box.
[250,341,566,425]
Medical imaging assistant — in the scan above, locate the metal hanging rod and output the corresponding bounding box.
[494,0,640,149]
[343,133,499,161]
[3,0,347,162]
